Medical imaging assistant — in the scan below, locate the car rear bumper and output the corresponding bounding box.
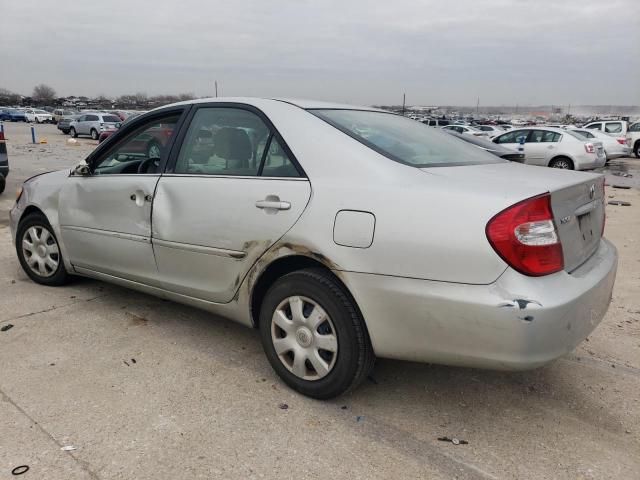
[341,238,617,370]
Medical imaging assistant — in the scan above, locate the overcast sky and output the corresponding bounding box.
[1,0,638,105]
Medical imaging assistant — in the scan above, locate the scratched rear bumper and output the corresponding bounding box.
[340,238,617,370]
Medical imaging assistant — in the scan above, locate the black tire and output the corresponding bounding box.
[61,129,70,135]
[0,175,5,194]
[549,157,574,169]
[35,117,41,124]
[70,127,78,138]
[90,129,99,140]
[634,142,640,159]
[259,268,374,399]
[16,213,70,286]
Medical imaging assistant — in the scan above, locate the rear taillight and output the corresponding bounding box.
[0,129,4,141]
[616,138,626,145]
[584,143,595,153]
[486,193,564,276]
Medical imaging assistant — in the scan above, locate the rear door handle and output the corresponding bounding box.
[255,200,291,210]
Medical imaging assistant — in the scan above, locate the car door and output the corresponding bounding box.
[522,129,549,165]
[151,104,311,303]
[57,109,185,285]
[494,129,529,159]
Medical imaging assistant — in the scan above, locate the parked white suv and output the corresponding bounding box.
[492,127,606,170]
[24,108,53,124]
[626,121,640,158]
[582,120,628,137]
[69,113,122,140]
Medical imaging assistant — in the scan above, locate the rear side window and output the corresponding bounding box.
[174,107,299,177]
[604,122,622,133]
[311,109,502,167]
[585,123,601,130]
[630,123,640,132]
[573,130,594,139]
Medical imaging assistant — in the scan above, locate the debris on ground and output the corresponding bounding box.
[60,445,76,451]
[612,185,631,189]
[608,201,631,206]
[367,375,378,385]
[11,465,29,475]
[341,405,348,410]
[123,360,130,367]
[438,436,469,445]
[1,324,14,332]
[356,415,365,422]
[131,358,136,364]
[611,172,633,178]
[278,403,289,410]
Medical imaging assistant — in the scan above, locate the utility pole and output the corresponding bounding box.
[476,97,479,116]
[215,81,218,98]
[402,93,406,116]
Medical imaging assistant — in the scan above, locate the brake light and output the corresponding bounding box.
[584,143,595,153]
[486,193,564,276]
[616,138,626,145]
[0,129,4,141]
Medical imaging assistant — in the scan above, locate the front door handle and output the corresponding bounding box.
[130,192,153,206]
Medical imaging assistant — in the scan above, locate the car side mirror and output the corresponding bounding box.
[72,163,91,176]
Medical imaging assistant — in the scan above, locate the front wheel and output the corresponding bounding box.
[635,142,640,159]
[259,268,374,399]
[35,117,41,124]
[16,213,70,286]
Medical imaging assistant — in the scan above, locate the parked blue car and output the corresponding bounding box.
[0,109,27,122]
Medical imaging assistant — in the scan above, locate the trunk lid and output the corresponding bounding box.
[421,162,605,273]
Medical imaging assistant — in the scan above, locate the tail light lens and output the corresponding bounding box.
[616,138,626,145]
[584,143,595,153]
[0,129,4,141]
[486,193,564,276]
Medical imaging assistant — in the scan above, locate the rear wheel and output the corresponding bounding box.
[16,213,70,286]
[259,268,374,399]
[634,142,640,159]
[90,129,99,140]
[70,127,77,138]
[35,117,41,124]
[549,157,574,169]
[0,174,5,194]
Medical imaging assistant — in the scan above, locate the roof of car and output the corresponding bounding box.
[162,96,385,113]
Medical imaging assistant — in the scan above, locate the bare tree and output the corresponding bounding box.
[32,84,56,104]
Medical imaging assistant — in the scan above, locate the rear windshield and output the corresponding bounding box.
[311,109,503,167]
[102,115,121,123]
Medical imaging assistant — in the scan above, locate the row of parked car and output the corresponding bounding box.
[431,119,639,168]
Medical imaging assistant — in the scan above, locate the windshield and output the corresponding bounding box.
[311,109,503,167]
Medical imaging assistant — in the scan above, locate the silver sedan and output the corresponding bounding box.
[10,98,618,399]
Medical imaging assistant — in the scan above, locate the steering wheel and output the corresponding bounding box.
[137,157,160,174]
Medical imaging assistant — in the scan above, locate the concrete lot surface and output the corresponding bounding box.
[1,123,639,479]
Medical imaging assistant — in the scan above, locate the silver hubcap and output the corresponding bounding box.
[271,296,338,381]
[22,226,60,277]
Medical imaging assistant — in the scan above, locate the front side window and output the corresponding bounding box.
[604,122,622,133]
[87,115,99,122]
[92,114,180,175]
[174,107,299,177]
[630,123,640,132]
[541,131,561,142]
[495,130,528,144]
[312,109,502,167]
[585,123,601,130]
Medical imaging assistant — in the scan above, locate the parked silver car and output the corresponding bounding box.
[69,112,121,140]
[10,98,617,398]
[492,127,607,170]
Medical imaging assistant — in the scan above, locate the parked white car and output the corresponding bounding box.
[625,121,640,158]
[570,128,630,160]
[492,127,606,170]
[582,120,628,137]
[441,125,489,137]
[24,108,53,124]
